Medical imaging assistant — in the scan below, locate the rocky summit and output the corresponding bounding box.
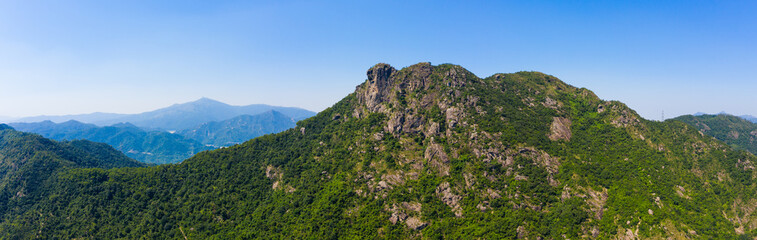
[0,63,755,239]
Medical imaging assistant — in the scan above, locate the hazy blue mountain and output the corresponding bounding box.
[100,98,315,130]
[9,121,212,164]
[740,115,757,123]
[14,112,127,124]
[13,98,316,131]
[178,110,296,147]
[0,116,17,123]
[8,120,97,138]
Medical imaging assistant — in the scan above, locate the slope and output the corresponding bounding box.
[178,110,296,147]
[0,63,755,239]
[10,121,213,164]
[675,114,757,155]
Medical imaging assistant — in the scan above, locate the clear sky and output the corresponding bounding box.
[0,0,755,120]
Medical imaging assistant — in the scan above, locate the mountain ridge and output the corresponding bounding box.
[675,114,757,156]
[13,98,316,131]
[0,63,755,238]
[178,110,296,147]
[9,121,213,164]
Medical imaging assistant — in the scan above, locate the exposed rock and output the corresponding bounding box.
[586,187,608,219]
[425,121,440,137]
[385,113,404,133]
[402,114,424,134]
[729,130,740,139]
[405,217,427,230]
[548,117,572,141]
[372,132,384,141]
[517,226,528,239]
[359,63,397,112]
[445,106,463,129]
[265,165,280,179]
[389,211,407,224]
[464,173,475,188]
[654,196,663,208]
[510,147,561,186]
[436,182,463,217]
[425,141,450,176]
[610,104,641,127]
[378,181,390,190]
[514,174,529,181]
[402,202,422,213]
[486,188,501,199]
[676,185,691,199]
[382,171,408,186]
[542,97,562,109]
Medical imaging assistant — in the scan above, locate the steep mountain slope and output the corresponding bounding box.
[0,124,145,171]
[0,63,755,239]
[0,124,145,228]
[14,98,316,131]
[178,110,296,147]
[10,121,212,164]
[675,114,757,155]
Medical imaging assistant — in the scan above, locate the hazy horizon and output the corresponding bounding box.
[1,1,755,120]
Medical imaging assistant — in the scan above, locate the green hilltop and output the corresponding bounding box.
[0,63,756,239]
[675,114,757,156]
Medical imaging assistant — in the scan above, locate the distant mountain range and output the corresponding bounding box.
[740,115,757,123]
[8,105,310,163]
[12,98,316,131]
[178,110,296,147]
[0,116,17,123]
[9,121,212,164]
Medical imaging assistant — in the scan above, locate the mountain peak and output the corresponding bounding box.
[0,124,13,130]
[191,97,226,106]
[355,62,477,116]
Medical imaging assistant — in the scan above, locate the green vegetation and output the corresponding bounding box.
[0,124,146,225]
[0,63,756,238]
[675,114,757,155]
[178,110,296,147]
[10,121,213,164]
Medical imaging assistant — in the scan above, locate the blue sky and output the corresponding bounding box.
[0,0,755,120]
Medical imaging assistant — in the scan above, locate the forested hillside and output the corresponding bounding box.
[0,124,145,226]
[0,63,755,239]
[675,114,757,156]
[10,121,213,164]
